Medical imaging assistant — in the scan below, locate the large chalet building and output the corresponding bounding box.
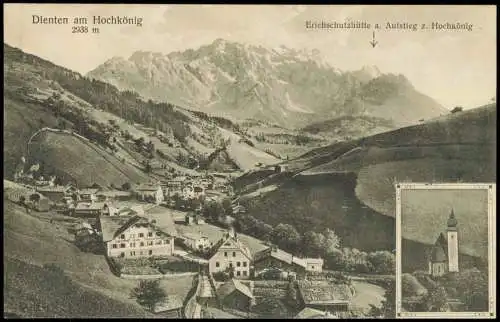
[99,215,174,259]
[208,229,253,279]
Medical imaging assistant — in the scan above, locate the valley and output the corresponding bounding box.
[3,38,496,319]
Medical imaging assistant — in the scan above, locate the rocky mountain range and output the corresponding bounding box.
[87,39,447,129]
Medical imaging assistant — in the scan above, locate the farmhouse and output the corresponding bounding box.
[216,279,254,312]
[74,202,105,217]
[28,193,50,212]
[99,215,175,259]
[303,258,324,272]
[135,184,164,204]
[296,280,352,313]
[185,212,205,225]
[166,178,186,194]
[4,182,50,212]
[102,202,145,217]
[36,185,74,203]
[193,185,205,199]
[208,229,253,279]
[78,188,99,202]
[274,164,290,173]
[182,185,195,199]
[182,233,212,251]
[253,246,307,277]
[96,190,133,201]
[254,246,324,276]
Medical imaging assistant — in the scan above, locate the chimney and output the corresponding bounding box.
[228,226,236,239]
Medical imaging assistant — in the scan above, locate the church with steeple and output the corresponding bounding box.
[428,209,460,277]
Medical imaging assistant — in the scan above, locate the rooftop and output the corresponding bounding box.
[75,202,105,211]
[79,188,99,195]
[254,246,310,269]
[297,281,352,305]
[135,183,161,191]
[207,233,252,261]
[183,232,208,241]
[36,185,70,193]
[99,215,173,242]
[216,279,253,300]
[429,244,447,262]
[295,307,338,319]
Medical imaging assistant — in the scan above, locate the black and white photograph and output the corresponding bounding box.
[3,4,496,319]
[396,183,496,318]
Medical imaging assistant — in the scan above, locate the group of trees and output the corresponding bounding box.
[44,94,113,150]
[48,69,194,144]
[439,269,489,312]
[326,248,396,275]
[202,198,233,223]
[191,110,242,134]
[233,212,395,274]
[169,193,203,211]
[400,269,489,313]
[130,279,166,312]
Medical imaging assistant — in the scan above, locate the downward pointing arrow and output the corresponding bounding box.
[370,31,378,48]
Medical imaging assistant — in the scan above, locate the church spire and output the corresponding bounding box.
[447,208,458,230]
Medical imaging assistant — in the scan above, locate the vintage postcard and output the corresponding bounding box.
[395,183,496,319]
[3,4,496,319]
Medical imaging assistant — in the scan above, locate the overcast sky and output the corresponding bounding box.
[4,4,496,109]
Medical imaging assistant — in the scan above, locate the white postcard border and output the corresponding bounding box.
[395,182,496,319]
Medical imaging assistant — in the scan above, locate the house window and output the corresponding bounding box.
[165,239,170,244]
[243,262,247,267]
[139,233,144,238]
[120,243,126,248]
[140,242,144,247]
[130,251,135,256]
[112,244,117,249]
[229,263,233,268]
[130,243,135,248]
[216,262,220,268]
[156,240,162,245]
[120,234,125,239]
[148,232,153,237]
[148,250,153,256]
[243,271,247,276]
[147,241,153,246]
[224,252,228,257]
[237,262,241,267]
[233,252,236,257]
[236,271,241,276]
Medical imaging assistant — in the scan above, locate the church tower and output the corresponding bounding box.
[446,209,459,272]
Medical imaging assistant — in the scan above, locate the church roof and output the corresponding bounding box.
[429,245,447,262]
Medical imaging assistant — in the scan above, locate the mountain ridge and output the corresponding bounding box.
[87,39,447,129]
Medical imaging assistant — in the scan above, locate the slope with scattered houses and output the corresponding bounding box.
[4,160,389,318]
